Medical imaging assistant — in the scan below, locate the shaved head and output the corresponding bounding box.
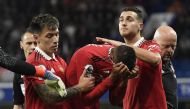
[154,25,177,62]
[154,25,177,41]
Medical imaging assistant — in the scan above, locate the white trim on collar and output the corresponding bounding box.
[35,47,57,61]
[133,37,145,47]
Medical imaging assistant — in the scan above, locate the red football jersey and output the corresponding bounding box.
[65,44,115,109]
[24,47,68,109]
[123,39,167,109]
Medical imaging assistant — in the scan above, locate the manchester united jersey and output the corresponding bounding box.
[65,44,115,109]
[123,38,167,109]
[24,47,67,109]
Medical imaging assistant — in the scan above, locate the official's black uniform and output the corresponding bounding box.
[13,54,25,106]
[13,74,24,105]
[162,60,178,109]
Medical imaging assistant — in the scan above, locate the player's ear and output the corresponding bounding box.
[139,22,143,31]
[20,41,23,49]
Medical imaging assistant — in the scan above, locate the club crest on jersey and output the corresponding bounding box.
[58,66,65,73]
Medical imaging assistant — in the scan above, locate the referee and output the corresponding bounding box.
[154,25,178,109]
[13,27,37,109]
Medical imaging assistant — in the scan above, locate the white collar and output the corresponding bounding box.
[35,47,57,61]
[133,37,145,47]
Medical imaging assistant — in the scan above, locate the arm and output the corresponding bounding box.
[13,74,24,109]
[0,47,36,75]
[96,37,125,46]
[96,37,161,66]
[0,47,59,79]
[82,63,128,105]
[34,83,82,104]
[131,46,161,65]
[109,66,139,106]
[109,78,128,106]
[33,70,94,104]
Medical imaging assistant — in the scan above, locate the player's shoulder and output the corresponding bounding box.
[83,44,113,50]
[56,55,67,66]
[26,51,42,63]
[141,39,161,53]
[142,39,159,46]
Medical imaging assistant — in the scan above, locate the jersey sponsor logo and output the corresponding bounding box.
[58,65,65,74]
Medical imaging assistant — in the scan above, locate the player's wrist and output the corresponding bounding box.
[109,73,121,82]
[34,66,45,77]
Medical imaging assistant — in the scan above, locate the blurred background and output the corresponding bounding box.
[0,0,190,109]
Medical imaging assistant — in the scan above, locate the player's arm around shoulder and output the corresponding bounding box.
[131,41,161,66]
[132,46,161,66]
[96,37,161,66]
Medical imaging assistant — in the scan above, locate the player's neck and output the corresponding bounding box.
[38,46,54,58]
[45,52,54,58]
[124,33,142,45]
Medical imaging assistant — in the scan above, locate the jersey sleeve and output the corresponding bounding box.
[82,77,114,105]
[109,78,127,106]
[146,41,161,54]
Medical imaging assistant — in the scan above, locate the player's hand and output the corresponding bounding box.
[96,37,125,47]
[127,65,139,79]
[77,69,95,92]
[109,62,129,81]
[96,37,110,43]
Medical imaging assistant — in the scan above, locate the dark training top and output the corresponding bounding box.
[162,60,178,109]
[0,47,36,75]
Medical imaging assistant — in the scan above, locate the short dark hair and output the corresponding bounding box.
[115,45,136,70]
[25,26,37,34]
[29,13,59,34]
[122,7,143,22]
[20,27,36,41]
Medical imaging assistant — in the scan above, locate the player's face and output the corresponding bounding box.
[119,11,142,38]
[157,36,177,62]
[37,26,59,56]
[20,32,37,57]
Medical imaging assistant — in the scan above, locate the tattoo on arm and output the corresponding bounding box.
[34,84,81,104]
[65,85,81,98]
